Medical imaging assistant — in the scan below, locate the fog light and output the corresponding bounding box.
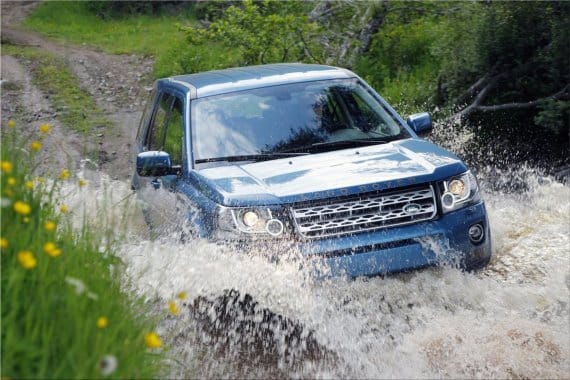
[266,219,284,236]
[469,223,484,243]
[441,192,455,209]
[242,211,259,227]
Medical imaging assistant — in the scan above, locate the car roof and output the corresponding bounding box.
[166,63,356,98]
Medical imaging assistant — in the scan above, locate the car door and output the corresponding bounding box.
[136,90,186,234]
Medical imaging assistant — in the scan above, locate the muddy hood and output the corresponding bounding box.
[192,139,467,206]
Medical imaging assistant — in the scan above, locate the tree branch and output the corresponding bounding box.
[477,85,569,112]
[446,83,569,124]
[453,73,491,106]
[451,74,503,120]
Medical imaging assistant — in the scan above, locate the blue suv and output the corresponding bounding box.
[132,63,491,277]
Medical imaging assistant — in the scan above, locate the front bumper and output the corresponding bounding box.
[300,201,492,278]
[218,202,491,279]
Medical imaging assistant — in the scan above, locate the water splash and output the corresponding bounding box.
[64,160,570,378]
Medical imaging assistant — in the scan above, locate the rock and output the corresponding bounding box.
[553,166,570,184]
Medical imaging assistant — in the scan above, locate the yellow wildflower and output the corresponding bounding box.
[43,241,62,257]
[1,161,12,173]
[0,238,7,250]
[97,316,108,329]
[44,220,56,232]
[4,189,13,197]
[168,300,180,316]
[23,217,30,224]
[144,332,162,349]
[8,119,16,128]
[18,251,37,270]
[59,169,70,180]
[25,181,34,190]
[60,204,69,214]
[36,176,45,183]
[78,179,87,188]
[7,177,16,186]
[13,200,31,215]
[39,123,52,134]
[31,141,42,152]
[177,291,187,300]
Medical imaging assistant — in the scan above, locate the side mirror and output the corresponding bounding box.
[136,151,172,177]
[406,112,433,136]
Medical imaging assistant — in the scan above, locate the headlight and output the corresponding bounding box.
[216,206,287,239]
[440,171,481,213]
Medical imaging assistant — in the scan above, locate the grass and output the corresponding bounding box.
[1,122,165,378]
[2,44,109,134]
[23,2,194,58]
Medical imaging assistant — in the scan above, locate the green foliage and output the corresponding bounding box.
[1,124,163,378]
[354,15,444,112]
[435,1,569,142]
[437,2,569,101]
[2,44,108,134]
[154,38,240,78]
[179,0,320,70]
[535,100,570,135]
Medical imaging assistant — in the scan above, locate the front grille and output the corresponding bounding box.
[291,185,437,239]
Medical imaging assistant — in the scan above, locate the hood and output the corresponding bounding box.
[191,138,467,206]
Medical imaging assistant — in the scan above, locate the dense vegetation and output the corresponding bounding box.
[23,0,569,168]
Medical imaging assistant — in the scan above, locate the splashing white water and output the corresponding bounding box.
[66,165,570,378]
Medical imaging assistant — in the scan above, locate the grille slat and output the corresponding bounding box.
[291,186,437,238]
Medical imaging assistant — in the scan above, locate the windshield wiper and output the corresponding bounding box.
[280,138,393,154]
[195,152,309,164]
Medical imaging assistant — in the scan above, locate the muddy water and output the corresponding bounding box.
[64,167,570,378]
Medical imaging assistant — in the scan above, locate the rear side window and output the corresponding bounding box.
[164,98,184,166]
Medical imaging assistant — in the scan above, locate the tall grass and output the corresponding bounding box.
[1,121,164,378]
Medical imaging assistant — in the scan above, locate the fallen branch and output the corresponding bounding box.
[449,74,503,121]
[445,82,569,124]
[477,85,569,112]
[453,73,491,106]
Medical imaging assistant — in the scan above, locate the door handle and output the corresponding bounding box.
[151,178,161,189]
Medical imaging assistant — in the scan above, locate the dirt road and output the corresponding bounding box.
[1,1,153,180]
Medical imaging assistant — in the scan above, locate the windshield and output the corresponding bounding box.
[191,79,409,162]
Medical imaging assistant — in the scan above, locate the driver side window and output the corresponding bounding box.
[147,92,184,167]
